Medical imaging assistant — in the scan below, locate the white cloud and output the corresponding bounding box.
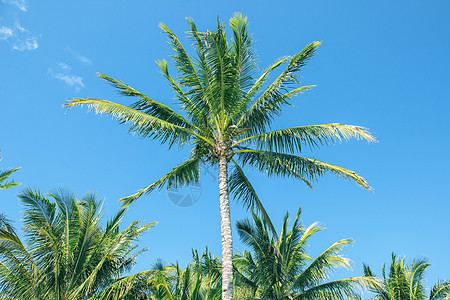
[0,22,38,50]
[58,62,70,71]
[12,35,38,51]
[53,74,85,90]
[66,47,92,65]
[78,55,92,65]
[0,26,13,40]
[49,63,85,91]
[1,0,27,11]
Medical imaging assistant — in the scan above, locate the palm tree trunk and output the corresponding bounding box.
[218,155,233,300]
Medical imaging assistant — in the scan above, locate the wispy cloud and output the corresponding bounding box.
[66,47,92,65]
[0,22,38,50]
[49,63,85,91]
[1,0,27,12]
[0,26,13,40]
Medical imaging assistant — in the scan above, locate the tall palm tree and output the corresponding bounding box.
[65,14,375,300]
[0,188,156,299]
[233,207,373,299]
[363,254,450,300]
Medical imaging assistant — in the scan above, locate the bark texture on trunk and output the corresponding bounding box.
[218,155,233,300]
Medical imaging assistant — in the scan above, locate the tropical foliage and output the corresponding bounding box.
[363,254,450,300]
[233,207,373,299]
[150,249,222,300]
[0,151,20,190]
[65,13,374,300]
[95,248,222,300]
[0,188,156,300]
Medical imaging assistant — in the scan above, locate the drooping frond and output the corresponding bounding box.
[236,149,371,189]
[120,155,202,207]
[97,73,194,128]
[228,159,276,237]
[236,123,376,152]
[293,277,373,300]
[65,98,211,148]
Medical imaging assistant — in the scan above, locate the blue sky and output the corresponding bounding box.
[1,0,450,291]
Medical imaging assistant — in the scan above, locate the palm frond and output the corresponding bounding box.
[292,239,353,291]
[120,155,201,207]
[236,149,371,189]
[0,167,21,190]
[239,41,321,133]
[228,159,276,237]
[160,22,212,119]
[236,123,376,152]
[228,13,256,118]
[65,98,208,148]
[97,73,194,128]
[293,277,372,300]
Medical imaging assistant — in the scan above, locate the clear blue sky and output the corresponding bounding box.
[1,0,449,292]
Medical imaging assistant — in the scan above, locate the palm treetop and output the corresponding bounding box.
[65,13,375,208]
[364,254,450,300]
[234,207,375,299]
[0,188,156,299]
[65,13,375,300]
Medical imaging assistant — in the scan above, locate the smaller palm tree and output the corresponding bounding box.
[234,207,373,299]
[0,188,156,300]
[148,248,222,300]
[363,254,450,300]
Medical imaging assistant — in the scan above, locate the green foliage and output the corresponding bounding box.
[0,151,20,190]
[65,12,374,226]
[148,248,222,300]
[363,254,450,300]
[0,188,156,299]
[233,207,374,299]
[65,14,375,299]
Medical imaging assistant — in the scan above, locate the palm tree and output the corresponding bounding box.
[0,150,20,190]
[65,14,375,300]
[93,248,222,300]
[150,249,222,300]
[363,254,450,300]
[233,207,373,299]
[0,188,156,299]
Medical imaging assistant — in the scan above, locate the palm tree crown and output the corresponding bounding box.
[234,207,373,299]
[0,188,156,299]
[65,14,375,300]
[363,254,450,300]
